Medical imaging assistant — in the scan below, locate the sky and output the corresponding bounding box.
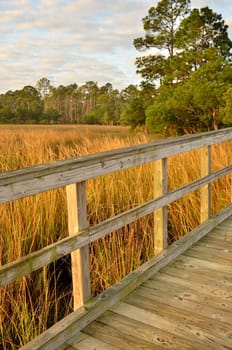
[0,0,232,93]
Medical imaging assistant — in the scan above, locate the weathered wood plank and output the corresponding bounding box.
[207,231,232,241]
[213,218,232,229]
[123,294,232,349]
[111,302,226,350]
[154,158,168,253]
[160,252,232,276]
[19,208,232,350]
[63,345,78,350]
[97,310,203,350]
[66,182,91,309]
[135,284,232,324]
[209,221,232,239]
[212,224,232,233]
[144,275,232,312]
[83,320,164,350]
[200,146,211,222]
[221,215,232,226]
[196,235,232,250]
[187,244,232,262]
[69,332,120,350]
[183,247,232,264]
[1,128,232,203]
[152,271,232,300]
[159,254,232,288]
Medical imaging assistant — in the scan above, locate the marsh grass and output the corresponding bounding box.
[0,125,231,349]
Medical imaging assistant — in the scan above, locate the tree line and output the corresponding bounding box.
[0,79,146,125]
[1,0,232,135]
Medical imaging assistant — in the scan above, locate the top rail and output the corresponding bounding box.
[1,127,232,204]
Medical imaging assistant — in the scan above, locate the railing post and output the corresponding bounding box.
[66,181,91,310]
[200,145,211,222]
[154,158,168,254]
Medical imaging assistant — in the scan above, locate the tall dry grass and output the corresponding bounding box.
[0,125,231,349]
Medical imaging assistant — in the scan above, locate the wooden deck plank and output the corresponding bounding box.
[207,221,232,240]
[97,310,202,350]
[134,284,232,324]
[120,296,232,349]
[206,231,232,242]
[183,247,232,264]
[212,217,232,230]
[69,332,120,350]
[144,273,232,312]
[184,245,232,267]
[110,302,226,350]
[159,255,232,287]
[187,244,232,261]
[151,271,232,300]
[173,253,232,273]
[83,320,165,350]
[192,236,232,251]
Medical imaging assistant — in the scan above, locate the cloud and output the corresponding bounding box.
[0,0,231,93]
[52,59,127,88]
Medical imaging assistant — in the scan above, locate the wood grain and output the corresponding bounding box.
[98,310,205,350]
[111,302,226,350]
[200,145,211,222]
[66,182,91,309]
[154,158,168,253]
[69,332,120,350]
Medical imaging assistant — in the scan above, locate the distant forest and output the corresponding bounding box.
[0,79,144,127]
[1,0,232,135]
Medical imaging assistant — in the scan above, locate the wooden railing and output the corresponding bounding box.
[1,127,232,348]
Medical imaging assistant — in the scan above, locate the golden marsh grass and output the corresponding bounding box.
[0,125,231,349]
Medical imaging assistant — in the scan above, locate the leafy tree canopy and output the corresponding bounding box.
[134,1,232,86]
[146,52,232,134]
[176,7,232,63]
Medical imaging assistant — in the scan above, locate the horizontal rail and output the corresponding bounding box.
[1,163,232,287]
[1,127,232,203]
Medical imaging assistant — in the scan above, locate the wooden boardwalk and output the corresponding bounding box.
[64,216,232,350]
[1,128,232,349]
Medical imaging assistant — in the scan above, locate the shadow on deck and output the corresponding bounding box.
[64,216,232,350]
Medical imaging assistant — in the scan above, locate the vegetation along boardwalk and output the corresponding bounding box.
[1,127,232,349]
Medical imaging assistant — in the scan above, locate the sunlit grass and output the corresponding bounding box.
[0,125,231,349]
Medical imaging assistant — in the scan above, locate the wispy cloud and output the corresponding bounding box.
[0,0,231,93]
